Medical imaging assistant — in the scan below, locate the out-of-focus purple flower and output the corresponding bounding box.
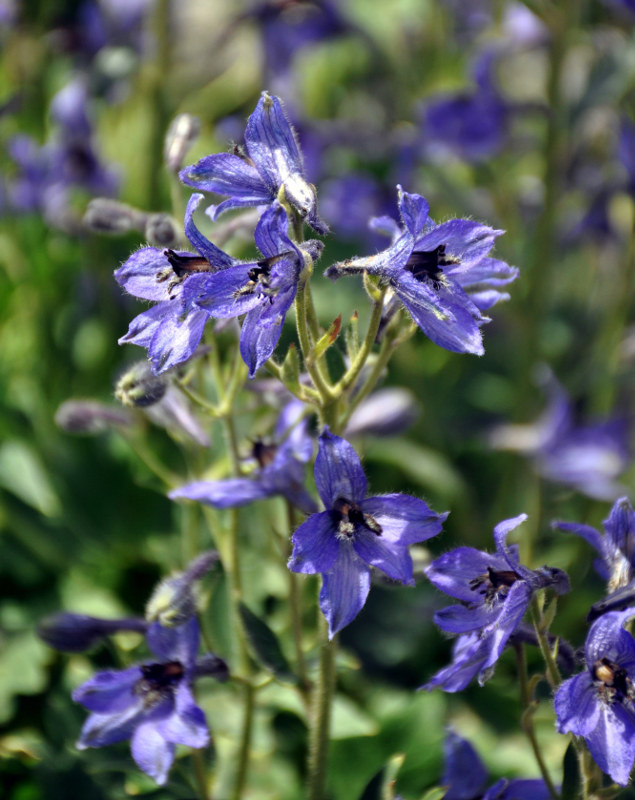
[73,617,209,785]
[553,497,635,594]
[181,201,322,377]
[555,610,635,786]
[326,186,517,355]
[288,427,447,637]
[424,515,569,689]
[440,729,551,800]
[422,50,510,163]
[115,193,239,374]
[169,401,317,514]
[345,387,419,438]
[619,118,635,195]
[38,613,148,653]
[489,372,630,500]
[180,92,328,235]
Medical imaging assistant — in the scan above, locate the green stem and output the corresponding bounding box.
[307,616,337,800]
[192,749,211,800]
[514,644,560,800]
[147,0,172,210]
[295,280,335,404]
[530,596,561,689]
[338,286,387,398]
[231,682,255,800]
[120,432,179,487]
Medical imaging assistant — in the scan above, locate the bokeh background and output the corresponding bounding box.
[1,0,635,797]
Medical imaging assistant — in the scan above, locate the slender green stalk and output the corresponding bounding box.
[530,596,561,689]
[295,280,336,404]
[231,682,255,800]
[308,616,337,800]
[338,286,387,398]
[119,431,179,487]
[514,644,560,800]
[192,749,211,800]
[147,0,172,210]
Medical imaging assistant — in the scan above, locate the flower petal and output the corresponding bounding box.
[320,543,371,637]
[415,219,502,268]
[254,202,302,261]
[554,673,601,738]
[148,307,209,374]
[425,547,510,603]
[115,247,175,302]
[360,494,447,545]
[397,186,429,237]
[179,153,269,201]
[182,266,265,318]
[72,667,140,713]
[76,701,148,748]
[158,685,209,749]
[352,527,415,584]
[492,514,528,571]
[184,193,235,268]
[240,285,297,377]
[433,603,497,634]
[169,478,271,508]
[315,428,367,507]
[288,512,339,574]
[147,617,200,666]
[131,720,175,785]
[584,702,635,786]
[442,730,489,800]
[119,301,176,349]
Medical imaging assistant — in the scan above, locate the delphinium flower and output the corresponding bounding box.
[179,91,328,234]
[554,610,635,786]
[326,186,518,355]
[73,617,210,785]
[440,729,551,799]
[423,515,570,690]
[489,371,630,500]
[169,401,317,514]
[288,428,447,638]
[422,50,510,163]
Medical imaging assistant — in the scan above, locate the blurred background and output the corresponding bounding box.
[1,0,635,797]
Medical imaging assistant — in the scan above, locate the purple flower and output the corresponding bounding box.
[169,401,317,514]
[424,515,569,687]
[288,428,447,638]
[73,617,209,785]
[422,50,510,163]
[115,193,235,373]
[180,91,328,235]
[441,729,551,800]
[489,371,630,500]
[553,497,635,594]
[554,610,635,786]
[326,186,517,355]
[182,201,322,378]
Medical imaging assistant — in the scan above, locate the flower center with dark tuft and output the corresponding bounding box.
[233,262,274,301]
[469,566,520,605]
[252,439,278,468]
[593,657,635,705]
[135,660,185,707]
[332,497,382,539]
[405,245,460,289]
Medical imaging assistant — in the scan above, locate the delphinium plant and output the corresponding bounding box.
[4,1,635,800]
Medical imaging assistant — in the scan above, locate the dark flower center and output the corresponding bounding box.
[592,657,635,705]
[252,439,278,468]
[469,566,520,605]
[163,250,214,278]
[404,244,460,289]
[332,497,382,538]
[135,660,185,707]
[233,262,275,301]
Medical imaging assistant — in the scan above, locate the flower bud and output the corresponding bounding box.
[345,388,419,438]
[164,113,201,173]
[115,361,167,408]
[146,551,218,627]
[194,653,230,683]
[37,612,147,652]
[145,213,180,248]
[55,400,134,434]
[83,198,147,235]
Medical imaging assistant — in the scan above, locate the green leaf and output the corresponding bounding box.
[331,695,379,739]
[561,740,581,800]
[312,315,342,360]
[238,603,297,683]
[0,440,61,517]
[419,788,446,800]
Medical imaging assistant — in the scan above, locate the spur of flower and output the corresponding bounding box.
[182,201,321,377]
[72,617,210,786]
[180,91,328,234]
[115,192,236,374]
[287,427,447,638]
[424,515,569,687]
[325,186,517,355]
[554,610,635,786]
[169,400,317,514]
[553,497,635,596]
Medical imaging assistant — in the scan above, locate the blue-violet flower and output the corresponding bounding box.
[288,427,447,637]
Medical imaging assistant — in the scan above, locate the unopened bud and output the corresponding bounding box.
[37,612,147,652]
[164,113,201,173]
[115,361,167,408]
[83,198,147,235]
[194,653,230,682]
[55,400,133,434]
[345,388,419,438]
[145,213,180,248]
[146,550,218,627]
